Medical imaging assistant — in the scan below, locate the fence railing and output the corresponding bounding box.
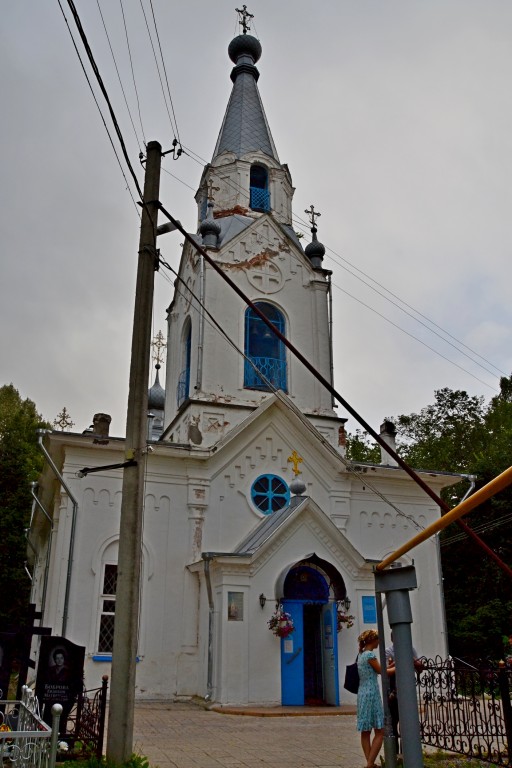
[418,656,512,766]
[60,676,108,759]
[0,686,61,768]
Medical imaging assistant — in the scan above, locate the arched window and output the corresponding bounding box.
[177,320,191,408]
[244,302,287,392]
[250,165,270,212]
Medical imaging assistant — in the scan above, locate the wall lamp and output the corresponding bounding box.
[259,594,267,609]
[342,596,351,611]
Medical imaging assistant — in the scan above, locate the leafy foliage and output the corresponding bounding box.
[346,377,512,660]
[0,384,49,629]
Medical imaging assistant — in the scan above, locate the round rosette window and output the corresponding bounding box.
[251,474,290,515]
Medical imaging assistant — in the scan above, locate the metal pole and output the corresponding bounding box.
[375,566,424,768]
[376,591,397,768]
[106,140,162,762]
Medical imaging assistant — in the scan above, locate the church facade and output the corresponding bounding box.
[29,23,457,707]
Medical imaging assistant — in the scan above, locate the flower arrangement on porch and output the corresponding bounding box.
[268,607,295,638]
[337,610,355,633]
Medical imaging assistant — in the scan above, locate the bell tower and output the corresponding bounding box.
[163,9,344,450]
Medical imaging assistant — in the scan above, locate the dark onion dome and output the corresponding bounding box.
[228,34,262,65]
[304,231,325,269]
[148,364,165,411]
[200,203,221,247]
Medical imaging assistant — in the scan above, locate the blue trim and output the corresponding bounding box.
[251,474,289,515]
[93,654,141,663]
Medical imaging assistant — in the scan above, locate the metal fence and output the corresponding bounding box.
[418,656,512,766]
[0,686,60,768]
[59,676,108,759]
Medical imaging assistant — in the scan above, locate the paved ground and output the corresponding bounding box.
[133,701,366,768]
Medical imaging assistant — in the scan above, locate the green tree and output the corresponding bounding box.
[0,384,49,629]
[390,379,512,659]
[345,429,381,463]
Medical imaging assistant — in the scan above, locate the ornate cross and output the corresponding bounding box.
[305,204,321,230]
[236,5,254,34]
[206,177,220,203]
[151,330,167,366]
[287,450,303,476]
[53,407,75,432]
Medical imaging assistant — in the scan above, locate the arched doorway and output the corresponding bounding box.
[278,556,347,706]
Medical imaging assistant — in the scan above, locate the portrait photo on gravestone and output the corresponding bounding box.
[35,636,85,731]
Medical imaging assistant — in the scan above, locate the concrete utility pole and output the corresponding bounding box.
[106,140,162,763]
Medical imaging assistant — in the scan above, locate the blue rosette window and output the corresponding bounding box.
[251,474,290,515]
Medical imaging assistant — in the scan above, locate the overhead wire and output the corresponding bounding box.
[164,144,503,392]
[119,0,147,146]
[56,0,140,217]
[147,0,181,145]
[96,0,143,152]
[156,248,427,535]
[64,0,144,203]
[137,0,180,144]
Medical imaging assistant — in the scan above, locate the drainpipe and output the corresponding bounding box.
[37,429,78,638]
[201,551,251,701]
[196,254,205,392]
[202,553,215,701]
[29,482,54,622]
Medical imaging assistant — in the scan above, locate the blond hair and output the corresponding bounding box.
[358,629,379,652]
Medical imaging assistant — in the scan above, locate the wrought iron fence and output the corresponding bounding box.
[0,686,60,768]
[59,676,108,760]
[418,656,512,766]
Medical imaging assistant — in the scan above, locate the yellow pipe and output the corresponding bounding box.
[376,464,512,571]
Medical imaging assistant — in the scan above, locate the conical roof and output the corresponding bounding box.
[212,33,279,162]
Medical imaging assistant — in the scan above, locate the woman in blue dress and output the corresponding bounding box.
[357,629,392,768]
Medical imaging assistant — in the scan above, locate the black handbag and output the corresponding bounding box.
[344,655,360,694]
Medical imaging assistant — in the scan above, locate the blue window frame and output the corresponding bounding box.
[177,321,191,408]
[251,474,290,515]
[250,165,270,212]
[244,303,287,392]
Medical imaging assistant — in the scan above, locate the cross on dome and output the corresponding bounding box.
[151,330,167,366]
[305,204,322,232]
[235,5,254,34]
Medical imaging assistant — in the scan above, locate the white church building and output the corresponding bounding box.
[29,21,458,707]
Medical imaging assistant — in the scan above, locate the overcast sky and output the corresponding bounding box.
[1,1,511,439]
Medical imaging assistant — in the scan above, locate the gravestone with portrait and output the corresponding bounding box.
[35,636,85,732]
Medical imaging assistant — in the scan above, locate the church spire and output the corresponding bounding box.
[211,7,279,163]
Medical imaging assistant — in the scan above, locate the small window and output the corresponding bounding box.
[250,165,270,212]
[177,320,192,408]
[98,564,117,653]
[251,474,290,515]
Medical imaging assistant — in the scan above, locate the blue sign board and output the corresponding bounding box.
[362,596,377,624]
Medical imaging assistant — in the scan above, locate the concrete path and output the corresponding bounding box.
[133,701,365,768]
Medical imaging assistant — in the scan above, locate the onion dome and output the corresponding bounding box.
[305,229,326,269]
[148,364,165,411]
[200,200,221,248]
[228,34,262,68]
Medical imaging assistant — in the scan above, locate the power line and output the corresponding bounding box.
[177,143,504,384]
[156,251,427,535]
[119,0,146,146]
[148,0,181,145]
[56,0,140,216]
[65,0,144,202]
[96,0,143,152]
[137,0,180,146]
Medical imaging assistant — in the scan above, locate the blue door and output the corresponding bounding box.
[280,600,304,705]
